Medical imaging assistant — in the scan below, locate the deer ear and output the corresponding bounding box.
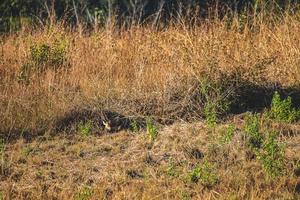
[103,121,112,131]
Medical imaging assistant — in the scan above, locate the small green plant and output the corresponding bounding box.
[22,145,34,157]
[146,118,158,141]
[257,132,285,178]
[166,158,180,177]
[35,170,43,179]
[268,91,300,123]
[296,162,300,172]
[0,191,3,200]
[244,114,263,150]
[220,125,235,144]
[0,139,4,157]
[204,102,218,127]
[180,191,192,200]
[130,120,139,132]
[188,161,218,186]
[78,121,93,137]
[199,77,231,128]
[243,114,286,178]
[0,138,5,175]
[75,186,93,200]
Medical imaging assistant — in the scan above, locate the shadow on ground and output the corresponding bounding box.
[230,81,300,114]
[1,80,299,143]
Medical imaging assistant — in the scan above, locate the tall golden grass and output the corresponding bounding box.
[0,11,300,135]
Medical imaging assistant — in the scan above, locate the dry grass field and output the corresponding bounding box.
[0,10,300,200]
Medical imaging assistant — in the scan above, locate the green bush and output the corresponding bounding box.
[18,39,68,84]
[78,121,93,137]
[220,125,235,144]
[204,101,218,127]
[30,39,67,70]
[268,91,300,123]
[30,44,51,68]
[244,114,264,150]
[75,186,93,200]
[199,76,233,127]
[188,161,218,186]
[257,132,285,178]
[130,120,139,132]
[243,114,286,178]
[146,118,158,141]
[166,158,180,177]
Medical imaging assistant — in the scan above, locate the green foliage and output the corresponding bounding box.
[78,121,93,137]
[244,114,263,150]
[180,191,192,200]
[146,118,158,141]
[0,0,298,33]
[75,186,93,200]
[199,77,231,127]
[220,125,235,144]
[188,161,218,186]
[30,44,51,67]
[244,114,286,178]
[268,91,300,123]
[0,191,3,200]
[166,158,180,177]
[30,39,67,70]
[22,146,34,157]
[204,102,218,127]
[0,139,4,157]
[257,132,285,178]
[130,120,139,132]
[35,169,43,179]
[17,39,68,84]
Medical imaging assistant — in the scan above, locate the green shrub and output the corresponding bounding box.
[244,114,263,150]
[22,146,34,157]
[130,120,139,132]
[30,40,67,70]
[180,191,192,200]
[257,132,285,178]
[166,158,180,177]
[78,121,93,137]
[220,125,235,144]
[243,114,286,178]
[268,91,300,123]
[188,161,218,186]
[75,186,93,200]
[146,118,158,141]
[204,102,218,127]
[199,77,232,127]
[18,39,68,84]
[30,44,51,68]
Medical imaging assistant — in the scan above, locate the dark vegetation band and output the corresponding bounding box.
[1,0,300,32]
